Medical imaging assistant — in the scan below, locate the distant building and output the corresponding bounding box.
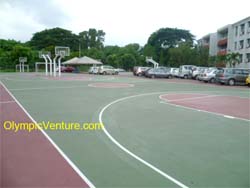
[199,16,250,68]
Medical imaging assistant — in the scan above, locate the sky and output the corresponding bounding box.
[0,0,249,46]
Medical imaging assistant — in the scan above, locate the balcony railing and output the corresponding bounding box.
[217,38,228,46]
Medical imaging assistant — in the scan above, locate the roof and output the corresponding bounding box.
[62,57,79,65]
[62,56,103,65]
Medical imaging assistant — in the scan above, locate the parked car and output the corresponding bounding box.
[98,65,118,75]
[215,68,250,86]
[170,68,179,77]
[197,68,210,81]
[145,67,171,78]
[192,67,208,79]
[115,68,125,72]
[57,66,75,72]
[134,66,151,76]
[246,73,250,87]
[88,66,99,74]
[199,68,220,83]
[179,65,195,79]
[133,66,139,75]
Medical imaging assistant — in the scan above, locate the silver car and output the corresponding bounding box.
[199,68,219,83]
[98,65,118,75]
[88,66,99,74]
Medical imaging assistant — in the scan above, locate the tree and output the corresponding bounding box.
[79,29,105,50]
[195,46,209,66]
[10,45,33,65]
[168,43,197,67]
[119,53,136,71]
[29,27,79,51]
[144,28,195,65]
[226,52,240,67]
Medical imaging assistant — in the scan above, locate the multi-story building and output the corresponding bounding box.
[198,33,217,56]
[199,16,250,68]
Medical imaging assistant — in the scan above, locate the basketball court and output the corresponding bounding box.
[1,71,249,188]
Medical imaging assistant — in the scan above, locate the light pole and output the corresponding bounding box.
[78,38,82,57]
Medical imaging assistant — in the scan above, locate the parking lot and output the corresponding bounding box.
[1,72,249,188]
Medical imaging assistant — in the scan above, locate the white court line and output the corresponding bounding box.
[88,83,134,88]
[0,100,15,104]
[224,115,235,119]
[9,85,89,91]
[99,91,189,188]
[0,81,95,188]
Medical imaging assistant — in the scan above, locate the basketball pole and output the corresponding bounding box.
[46,55,52,76]
[22,62,24,72]
[58,55,62,77]
[53,55,59,77]
[42,54,48,76]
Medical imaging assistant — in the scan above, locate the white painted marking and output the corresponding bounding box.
[99,92,189,188]
[0,100,15,104]
[88,83,134,88]
[224,115,235,119]
[0,81,95,188]
[9,85,88,91]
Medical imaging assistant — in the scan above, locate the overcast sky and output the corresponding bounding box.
[0,0,249,46]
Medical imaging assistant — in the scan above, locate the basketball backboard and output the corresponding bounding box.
[55,46,70,57]
[19,57,27,63]
[39,51,51,58]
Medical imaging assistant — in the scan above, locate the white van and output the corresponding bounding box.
[179,65,195,79]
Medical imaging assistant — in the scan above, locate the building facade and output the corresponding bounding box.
[199,16,250,68]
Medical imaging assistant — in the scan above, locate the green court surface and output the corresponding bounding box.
[1,73,249,188]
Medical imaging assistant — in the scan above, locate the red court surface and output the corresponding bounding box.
[160,93,250,120]
[0,84,89,187]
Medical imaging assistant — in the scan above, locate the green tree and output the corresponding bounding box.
[145,27,195,65]
[29,27,79,51]
[119,53,136,71]
[226,52,240,67]
[79,29,105,50]
[8,45,34,69]
[168,43,197,67]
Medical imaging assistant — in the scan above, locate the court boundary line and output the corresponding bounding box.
[4,75,115,82]
[0,81,95,188]
[99,91,189,188]
[9,85,89,91]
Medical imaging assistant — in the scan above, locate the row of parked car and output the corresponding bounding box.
[133,65,250,87]
[88,65,125,75]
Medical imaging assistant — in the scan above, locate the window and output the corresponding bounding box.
[242,69,249,75]
[247,38,250,48]
[248,21,250,33]
[234,42,237,50]
[239,54,243,63]
[235,26,238,36]
[247,53,250,63]
[240,24,245,35]
[226,69,234,74]
[239,40,244,49]
[234,69,242,74]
